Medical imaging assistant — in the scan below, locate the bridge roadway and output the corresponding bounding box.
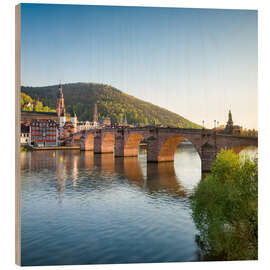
[68,127,258,173]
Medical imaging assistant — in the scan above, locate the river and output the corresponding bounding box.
[20,144,257,266]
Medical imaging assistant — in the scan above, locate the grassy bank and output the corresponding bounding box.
[191,149,258,260]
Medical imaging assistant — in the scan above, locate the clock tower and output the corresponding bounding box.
[56,82,65,118]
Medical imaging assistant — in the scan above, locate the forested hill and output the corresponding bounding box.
[21,92,55,112]
[21,83,201,128]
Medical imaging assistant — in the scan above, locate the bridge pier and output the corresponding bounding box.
[146,136,162,162]
[94,130,115,154]
[80,135,86,150]
[115,130,125,157]
[94,133,102,153]
[201,142,217,173]
[80,133,94,151]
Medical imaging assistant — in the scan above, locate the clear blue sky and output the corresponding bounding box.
[21,4,257,129]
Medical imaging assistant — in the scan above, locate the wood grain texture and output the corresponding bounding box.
[15,4,21,266]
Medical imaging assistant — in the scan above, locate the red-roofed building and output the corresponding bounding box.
[30,119,58,146]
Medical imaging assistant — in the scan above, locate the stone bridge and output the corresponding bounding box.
[70,127,258,173]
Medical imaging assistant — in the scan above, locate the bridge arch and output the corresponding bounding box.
[124,133,143,157]
[231,145,258,155]
[100,133,115,153]
[154,135,202,163]
[158,136,185,162]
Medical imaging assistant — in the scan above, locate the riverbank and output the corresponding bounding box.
[21,145,80,151]
[22,143,148,151]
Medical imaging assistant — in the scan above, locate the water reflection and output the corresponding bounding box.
[20,147,203,266]
[21,150,189,198]
[124,157,145,187]
[20,151,57,171]
[146,162,186,197]
[21,145,257,196]
[94,154,115,175]
[20,146,258,266]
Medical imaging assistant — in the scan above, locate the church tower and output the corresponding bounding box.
[225,110,234,134]
[93,103,98,123]
[56,82,66,118]
[71,111,77,132]
[227,110,233,126]
[60,110,66,128]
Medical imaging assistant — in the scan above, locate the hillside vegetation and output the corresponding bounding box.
[22,83,201,128]
[21,92,56,113]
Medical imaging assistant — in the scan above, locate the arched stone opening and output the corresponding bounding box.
[147,135,201,164]
[231,145,258,155]
[158,136,185,162]
[124,133,143,157]
[101,133,115,153]
[155,135,202,176]
[81,133,94,151]
[232,145,258,162]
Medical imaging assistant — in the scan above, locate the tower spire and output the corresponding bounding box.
[227,110,233,126]
[58,81,63,97]
[56,81,65,118]
[224,109,234,134]
[93,103,98,123]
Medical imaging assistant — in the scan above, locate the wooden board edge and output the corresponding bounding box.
[15,3,21,266]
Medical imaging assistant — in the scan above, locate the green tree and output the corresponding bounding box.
[191,149,258,260]
[35,101,44,112]
[21,92,33,111]
[43,106,49,112]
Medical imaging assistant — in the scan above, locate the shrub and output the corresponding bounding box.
[191,149,258,260]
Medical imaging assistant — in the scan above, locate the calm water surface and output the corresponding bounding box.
[20,144,257,266]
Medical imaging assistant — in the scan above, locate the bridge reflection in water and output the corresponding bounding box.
[20,145,201,198]
[20,144,258,266]
[20,144,257,194]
